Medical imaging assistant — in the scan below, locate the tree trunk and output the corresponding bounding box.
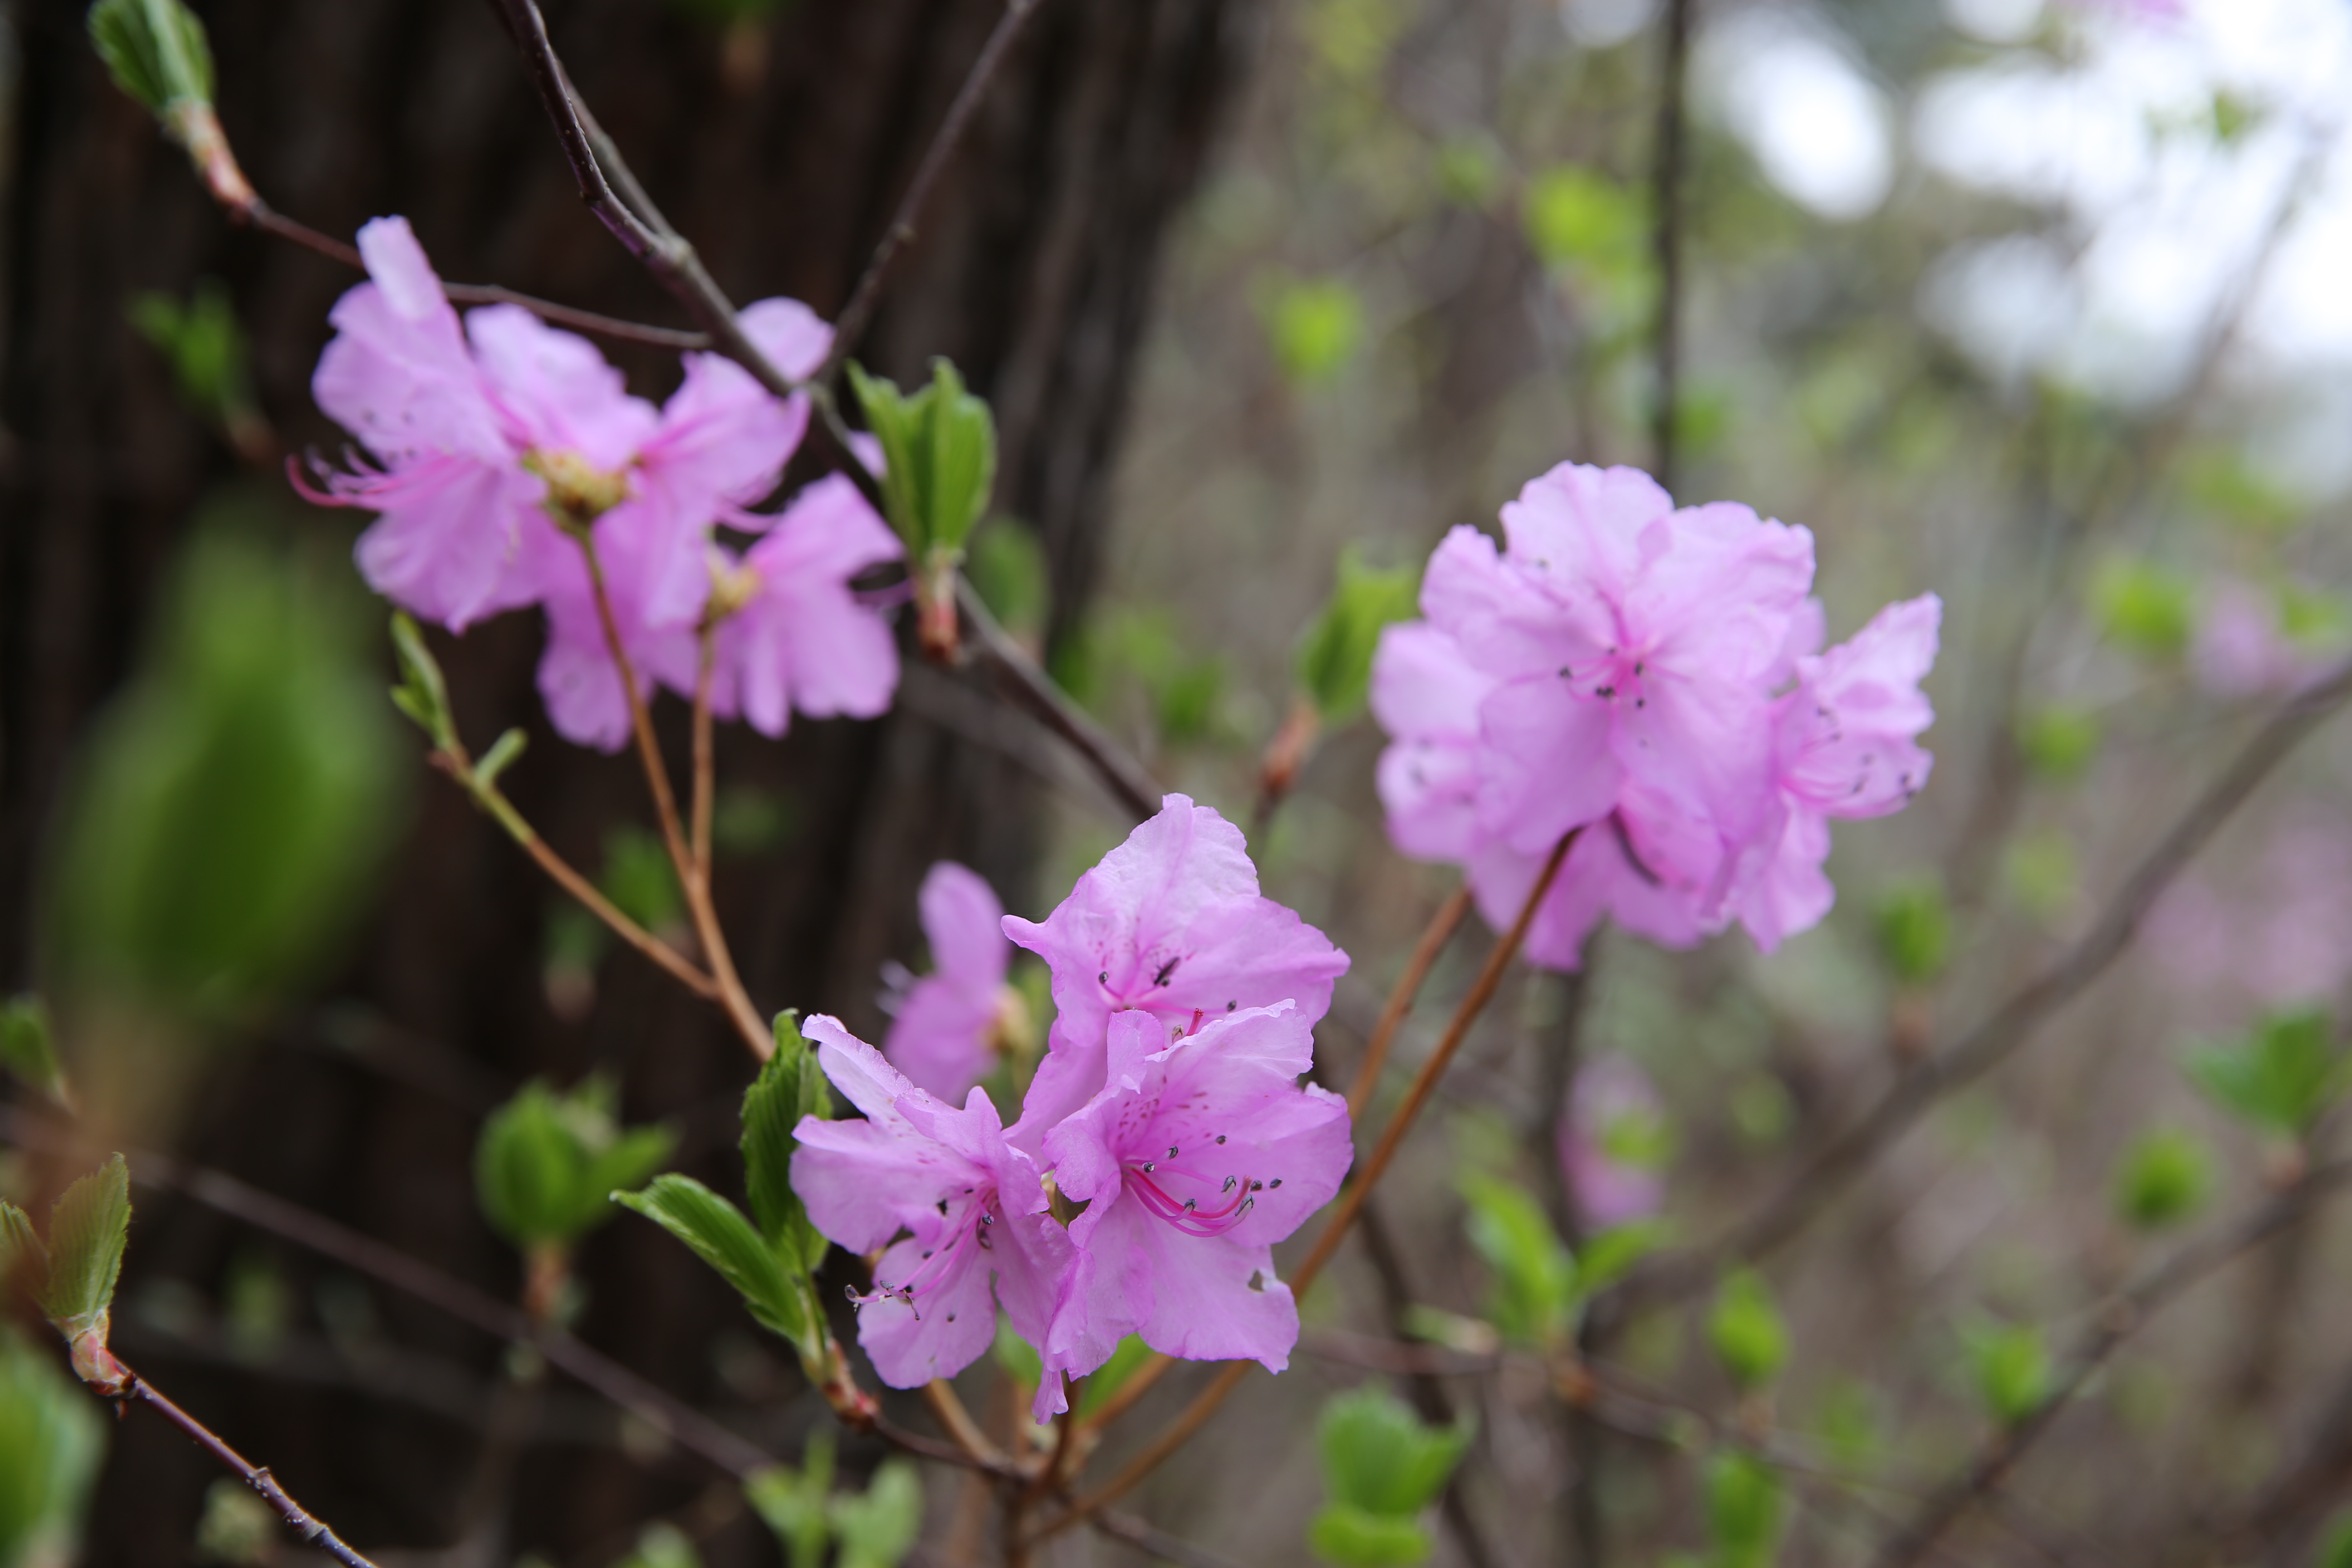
[0,0,1242,1559]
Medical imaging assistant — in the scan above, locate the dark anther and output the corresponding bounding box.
[1222,1176,1237,1192]
[1168,1145,1180,1159]
[1226,1000,1237,1011]
[1155,957,1181,986]
[936,1199,949,1215]
[1215,1134,1227,1145]
[1250,1181,1264,1191]
[1183,1198,1197,1211]
[1597,685,1615,698]
[946,1313,956,1323]
[1247,1270,1266,1292]
[1098,970,1108,984]
[1142,1161,1156,1173]
[1269,1178,1283,1188]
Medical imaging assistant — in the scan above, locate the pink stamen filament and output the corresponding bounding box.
[848,1190,995,1319]
[1126,1165,1257,1238]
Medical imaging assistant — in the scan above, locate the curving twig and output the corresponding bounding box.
[1648,0,1695,494]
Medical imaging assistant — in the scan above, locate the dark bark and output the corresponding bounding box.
[1,0,1244,1560]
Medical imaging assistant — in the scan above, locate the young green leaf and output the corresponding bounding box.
[610,1522,701,1568]
[598,827,685,936]
[1296,549,1419,724]
[1460,1172,1577,1348]
[1708,1271,1788,1392]
[473,729,528,793]
[831,1460,922,1568]
[1262,277,1364,388]
[2112,1127,2212,1232]
[0,996,66,1103]
[845,359,997,558]
[2090,558,2195,659]
[388,612,456,752]
[743,1012,832,1273]
[2317,1505,2352,1568]
[1308,1504,1430,1568]
[127,280,258,445]
[0,1328,108,1568]
[0,1202,45,1289]
[39,1158,131,1344]
[1706,1451,1784,1568]
[747,1434,835,1568]
[1576,1221,1667,1296]
[1872,877,1952,988]
[614,1176,812,1348]
[2018,704,2102,784]
[475,1078,674,1251]
[1965,1321,2049,1427]
[2188,1007,2346,1139]
[1523,166,1645,273]
[88,0,216,114]
[1317,1384,1470,1519]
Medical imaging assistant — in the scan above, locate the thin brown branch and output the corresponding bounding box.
[924,1379,1008,1468]
[691,621,719,876]
[1348,887,1473,1121]
[1873,1160,2352,1568]
[484,0,797,397]
[1649,0,1695,492]
[1090,1509,1253,1568]
[1047,831,1580,1537]
[1609,659,2352,1313]
[575,538,771,1060]
[956,576,1162,822]
[818,0,1048,384]
[124,1367,380,1568]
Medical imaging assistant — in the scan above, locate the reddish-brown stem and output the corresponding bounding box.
[122,1368,379,1568]
[817,0,1047,384]
[691,621,718,877]
[923,1379,1006,1468]
[500,806,720,1002]
[1048,831,1579,1535]
[1346,886,1474,1122]
[575,537,770,1060]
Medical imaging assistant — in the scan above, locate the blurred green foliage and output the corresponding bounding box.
[2112,1127,2213,1232]
[1263,276,1367,388]
[965,517,1053,646]
[1964,1321,2049,1427]
[2090,559,2196,660]
[1460,1171,1577,1348]
[0,1330,105,1568]
[1708,1271,1788,1392]
[44,521,404,1025]
[192,1480,274,1566]
[0,1000,64,1104]
[1872,876,1953,987]
[128,280,262,448]
[1056,608,1228,753]
[87,0,214,113]
[746,1435,921,1568]
[2189,1007,2347,1141]
[2018,704,2102,784]
[1309,1384,1469,1568]
[1297,549,1419,723]
[475,1078,674,1253]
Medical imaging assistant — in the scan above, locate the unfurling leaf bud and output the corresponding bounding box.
[1965,1321,2049,1428]
[2187,1006,2347,1143]
[1708,1270,1788,1392]
[847,359,996,660]
[2113,1127,2212,1232]
[474,1078,674,1259]
[1310,1385,1470,1566]
[88,0,256,211]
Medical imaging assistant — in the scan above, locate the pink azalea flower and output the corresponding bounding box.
[882,862,1016,1102]
[1001,795,1349,1152]
[1557,1057,1666,1230]
[789,1016,1077,1416]
[1375,461,1936,966]
[640,475,904,740]
[1040,1004,1352,1379]
[1733,595,1941,951]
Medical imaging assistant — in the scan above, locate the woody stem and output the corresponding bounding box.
[577,534,770,1059]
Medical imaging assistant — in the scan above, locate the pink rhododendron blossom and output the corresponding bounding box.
[1734,595,1942,951]
[789,1016,1077,1416]
[883,862,1017,1102]
[1041,1004,1352,1378]
[1557,1057,1666,1230]
[1373,461,1938,966]
[306,215,882,751]
[1002,795,1349,1150]
[2191,579,2341,700]
[642,475,903,739]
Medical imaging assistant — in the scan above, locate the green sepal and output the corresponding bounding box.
[88,0,216,114]
[614,1175,816,1352]
[38,1158,131,1346]
[743,1011,831,1273]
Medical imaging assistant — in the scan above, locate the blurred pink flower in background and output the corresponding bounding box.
[1558,1056,1667,1230]
[2192,578,2340,700]
[2149,806,2352,1011]
[882,861,1019,1103]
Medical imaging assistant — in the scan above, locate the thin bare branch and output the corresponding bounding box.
[1348,887,1473,1121]
[1649,0,1695,493]
[124,1368,381,1568]
[1873,1160,2352,1567]
[818,0,1048,384]
[956,576,1162,822]
[1609,659,2352,1313]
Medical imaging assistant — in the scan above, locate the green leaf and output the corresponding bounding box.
[473,728,528,792]
[1577,1221,1666,1295]
[475,1078,675,1250]
[1317,1384,1470,1518]
[0,997,66,1102]
[846,359,997,557]
[1459,1172,1577,1348]
[598,827,684,936]
[1523,166,1644,272]
[128,280,256,439]
[44,527,406,1027]
[88,0,216,114]
[831,1460,922,1568]
[1706,1452,1784,1568]
[0,1203,46,1291]
[610,1522,701,1568]
[745,1012,832,1273]
[1296,549,1420,723]
[2188,1007,2346,1138]
[2090,558,2196,659]
[387,613,453,748]
[1262,277,1364,388]
[1309,1504,1430,1568]
[39,1158,131,1341]
[2018,704,2102,784]
[615,1175,812,1348]
[1872,877,1952,988]
[965,518,1052,645]
[1708,1271,1788,1392]
[747,1434,834,1568]
[1965,1321,2048,1427]
[0,1328,108,1568]
[1074,1334,1154,1418]
[1432,134,1504,210]
[2113,1127,2212,1232]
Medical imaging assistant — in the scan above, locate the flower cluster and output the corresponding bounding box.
[303,215,902,750]
[789,797,1353,1420]
[1372,461,1940,968]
